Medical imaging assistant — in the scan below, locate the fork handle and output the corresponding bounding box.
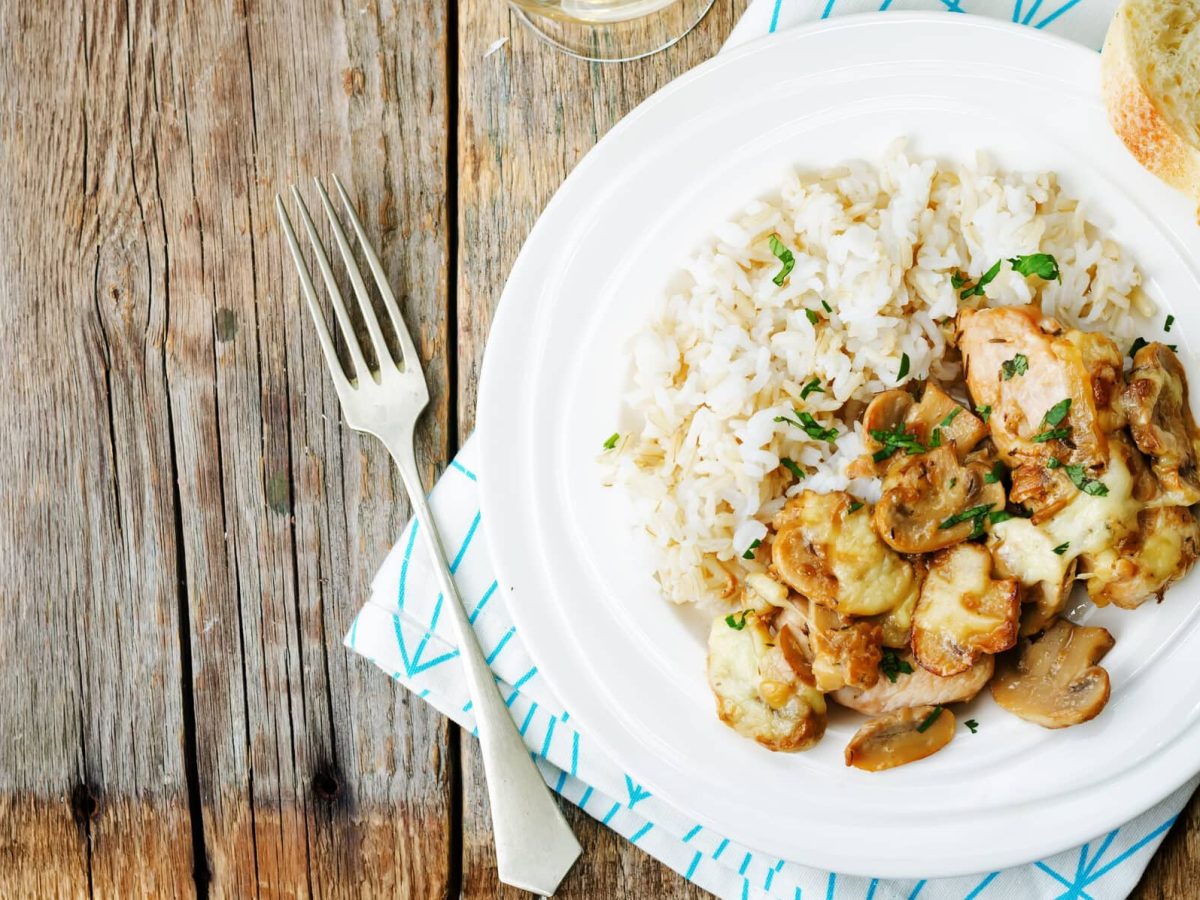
[384,428,582,896]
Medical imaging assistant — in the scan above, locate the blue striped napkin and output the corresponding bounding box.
[346,4,1199,897]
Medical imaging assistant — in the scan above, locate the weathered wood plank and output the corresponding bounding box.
[454,3,745,896]
[149,0,455,895]
[1133,790,1200,899]
[0,0,195,896]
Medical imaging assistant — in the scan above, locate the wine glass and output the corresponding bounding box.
[510,0,716,62]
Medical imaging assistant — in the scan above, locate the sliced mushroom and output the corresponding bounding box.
[990,620,1114,728]
[911,544,1021,676]
[1122,342,1200,506]
[770,491,920,617]
[807,601,883,692]
[873,445,1006,553]
[905,383,988,460]
[1082,505,1200,609]
[861,390,916,460]
[1007,456,1076,523]
[708,611,827,751]
[833,652,993,715]
[844,705,955,772]
[1019,558,1078,636]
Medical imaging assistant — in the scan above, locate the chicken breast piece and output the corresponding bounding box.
[833,651,993,715]
[806,601,883,692]
[770,491,920,618]
[708,611,827,752]
[911,544,1021,677]
[1082,505,1200,609]
[1122,342,1200,506]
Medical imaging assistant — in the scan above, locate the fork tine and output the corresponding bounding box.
[312,177,396,372]
[276,196,353,392]
[331,174,421,372]
[289,186,371,381]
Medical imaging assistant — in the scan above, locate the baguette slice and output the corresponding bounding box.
[1102,0,1200,214]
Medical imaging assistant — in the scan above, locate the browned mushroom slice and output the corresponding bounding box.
[844,705,955,772]
[990,620,1114,728]
[1008,457,1076,523]
[1082,505,1200,609]
[873,445,1006,553]
[770,491,920,617]
[834,652,993,715]
[708,611,827,751]
[861,390,916,459]
[905,383,988,460]
[1019,558,1078,637]
[807,601,883,692]
[912,544,1021,676]
[1122,342,1200,506]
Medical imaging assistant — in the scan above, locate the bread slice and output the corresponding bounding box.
[1102,0,1200,213]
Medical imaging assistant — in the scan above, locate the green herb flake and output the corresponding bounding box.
[1047,457,1063,469]
[781,458,806,480]
[929,428,943,449]
[798,412,838,442]
[805,309,819,325]
[917,706,945,733]
[898,352,911,382]
[822,300,833,313]
[988,510,1015,525]
[1064,464,1109,497]
[603,432,620,450]
[977,404,992,424]
[959,259,1003,299]
[725,610,750,630]
[880,648,914,684]
[848,500,865,514]
[1032,427,1071,443]
[949,477,958,489]
[1053,542,1070,555]
[742,539,761,561]
[940,407,963,428]
[1130,336,1149,359]
[768,233,795,287]
[870,422,927,462]
[984,461,1007,485]
[1000,354,1029,381]
[939,503,995,530]
[1165,314,1175,333]
[800,377,825,400]
[964,719,979,734]
[1042,398,1072,428]
[951,271,969,289]
[1169,344,1179,352]
[1009,253,1061,283]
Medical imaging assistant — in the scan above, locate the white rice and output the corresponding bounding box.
[607,139,1154,608]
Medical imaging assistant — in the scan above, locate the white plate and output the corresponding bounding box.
[477,14,1200,879]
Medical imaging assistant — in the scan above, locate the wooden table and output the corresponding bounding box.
[0,2,1195,896]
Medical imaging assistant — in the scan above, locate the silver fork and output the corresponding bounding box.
[276,177,581,896]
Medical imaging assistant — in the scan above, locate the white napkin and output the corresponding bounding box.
[346,4,1199,897]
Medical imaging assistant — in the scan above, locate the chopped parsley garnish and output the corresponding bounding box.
[1009,253,1061,283]
[1053,542,1070,555]
[949,477,957,489]
[603,432,620,450]
[1169,344,1179,352]
[939,504,995,530]
[988,510,1016,525]
[977,404,992,424]
[898,352,911,381]
[880,647,914,683]
[870,422,926,462]
[958,259,1003,299]
[800,377,825,400]
[1041,398,1072,428]
[964,719,979,734]
[822,299,833,313]
[805,309,819,325]
[940,407,962,428]
[847,500,865,514]
[1165,314,1175,333]
[725,610,750,630]
[1000,354,1029,380]
[742,539,761,560]
[768,233,795,286]
[917,706,945,733]
[781,457,806,480]
[951,271,969,289]
[1032,427,1071,443]
[775,410,839,442]
[984,461,1007,484]
[929,428,943,449]
[1047,457,1062,469]
[1064,464,1109,496]
[1130,336,1149,358]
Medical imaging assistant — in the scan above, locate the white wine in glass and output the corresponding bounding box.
[509,0,714,61]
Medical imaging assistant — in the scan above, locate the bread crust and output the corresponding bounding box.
[1101,4,1200,214]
